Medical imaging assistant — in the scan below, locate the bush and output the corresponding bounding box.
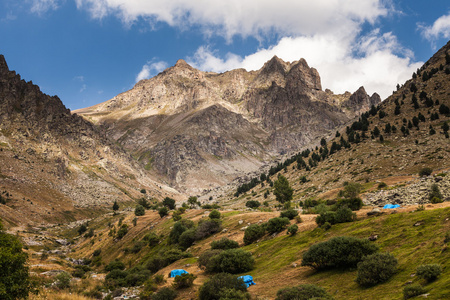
[55,271,72,289]
[280,209,299,220]
[105,260,125,272]
[116,224,128,239]
[143,233,159,247]
[276,284,334,300]
[301,236,379,270]
[335,206,356,223]
[172,273,196,289]
[428,184,443,202]
[243,224,266,245]
[151,287,177,300]
[355,252,398,287]
[316,211,336,226]
[211,238,239,250]
[195,219,221,240]
[419,167,433,177]
[245,200,261,209]
[336,197,363,211]
[172,210,182,221]
[169,221,189,244]
[135,205,145,216]
[198,249,222,269]
[206,249,254,274]
[198,273,248,300]
[266,217,290,234]
[178,228,197,250]
[339,182,362,199]
[416,264,442,282]
[209,210,221,219]
[93,249,101,257]
[158,207,168,218]
[403,284,426,299]
[162,197,176,210]
[287,224,298,235]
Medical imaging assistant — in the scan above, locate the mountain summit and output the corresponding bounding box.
[76,57,380,193]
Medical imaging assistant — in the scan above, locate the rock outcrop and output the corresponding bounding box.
[76,56,380,193]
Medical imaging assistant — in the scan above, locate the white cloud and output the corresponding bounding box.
[189,31,422,100]
[29,0,60,15]
[80,84,87,92]
[136,60,168,82]
[419,12,450,41]
[74,0,388,40]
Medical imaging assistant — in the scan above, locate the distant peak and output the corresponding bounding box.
[0,54,9,72]
[174,59,191,68]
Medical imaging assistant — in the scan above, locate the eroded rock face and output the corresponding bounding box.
[0,55,178,224]
[76,56,379,193]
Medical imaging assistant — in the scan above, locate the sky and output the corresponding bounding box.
[1,1,450,110]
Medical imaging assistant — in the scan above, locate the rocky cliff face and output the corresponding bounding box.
[0,55,179,226]
[76,56,380,194]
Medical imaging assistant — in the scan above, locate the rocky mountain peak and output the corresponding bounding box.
[0,54,8,74]
[174,59,192,68]
[286,58,322,91]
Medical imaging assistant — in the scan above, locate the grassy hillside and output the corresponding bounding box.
[25,202,450,299]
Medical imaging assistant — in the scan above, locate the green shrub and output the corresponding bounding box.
[198,273,248,300]
[211,238,239,250]
[335,206,356,223]
[55,271,72,289]
[116,224,128,239]
[266,217,290,234]
[172,273,196,289]
[93,249,101,257]
[145,249,191,273]
[158,207,168,218]
[245,200,261,209]
[355,252,398,287]
[280,209,299,220]
[416,264,442,282]
[301,236,379,270]
[195,219,222,240]
[172,211,182,221]
[243,224,266,245]
[178,228,197,250]
[428,184,443,202]
[206,249,254,274]
[198,249,222,269]
[162,197,176,210]
[322,222,332,230]
[275,284,334,300]
[316,211,336,226]
[377,182,387,189]
[403,284,426,299]
[169,221,190,244]
[151,287,177,300]
[336,197,363,211]
[419,167,433,177]
[143,232,159,247]
[130,241,146,254]
[287,224,298,235]
[105,260,125,272]
[209,210,221,219]
[135,205,145,216]
[339,182,362,198]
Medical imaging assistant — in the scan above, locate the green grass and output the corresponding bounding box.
[242,207,450,299]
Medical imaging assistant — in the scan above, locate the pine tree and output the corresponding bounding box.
[273,175,293,206]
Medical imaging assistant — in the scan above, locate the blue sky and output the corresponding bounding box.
[1,1,449,110]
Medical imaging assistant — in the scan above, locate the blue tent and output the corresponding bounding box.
[169,269,188,278]
[238,275,255,288]
[383,204,400,209]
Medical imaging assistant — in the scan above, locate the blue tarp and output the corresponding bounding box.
[169,269,188,278]
[383,204,401,209]
[238,275,255,288]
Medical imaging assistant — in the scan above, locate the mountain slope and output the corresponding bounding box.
[0,55,180,226]
[223,41,450,209]
[76,57,380,194]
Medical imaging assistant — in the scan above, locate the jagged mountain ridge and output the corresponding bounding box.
[76,56,380,194]
[221,41,450,209]
[0,55,179,226]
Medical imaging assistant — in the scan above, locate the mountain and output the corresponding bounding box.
[0,55,180,226]
[224,41,450,209]
[75,56,380,194]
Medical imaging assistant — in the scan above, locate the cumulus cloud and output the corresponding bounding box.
[29,0,60,15]
[74,0,388,40]
[189,31,422,100]
[136,60,168,82]
[419,12,450,42]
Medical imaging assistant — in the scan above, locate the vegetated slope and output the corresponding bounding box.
[26,204,450,300]
[222,40,450,209]
[75,57,380,194]
[0,55,180,226]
